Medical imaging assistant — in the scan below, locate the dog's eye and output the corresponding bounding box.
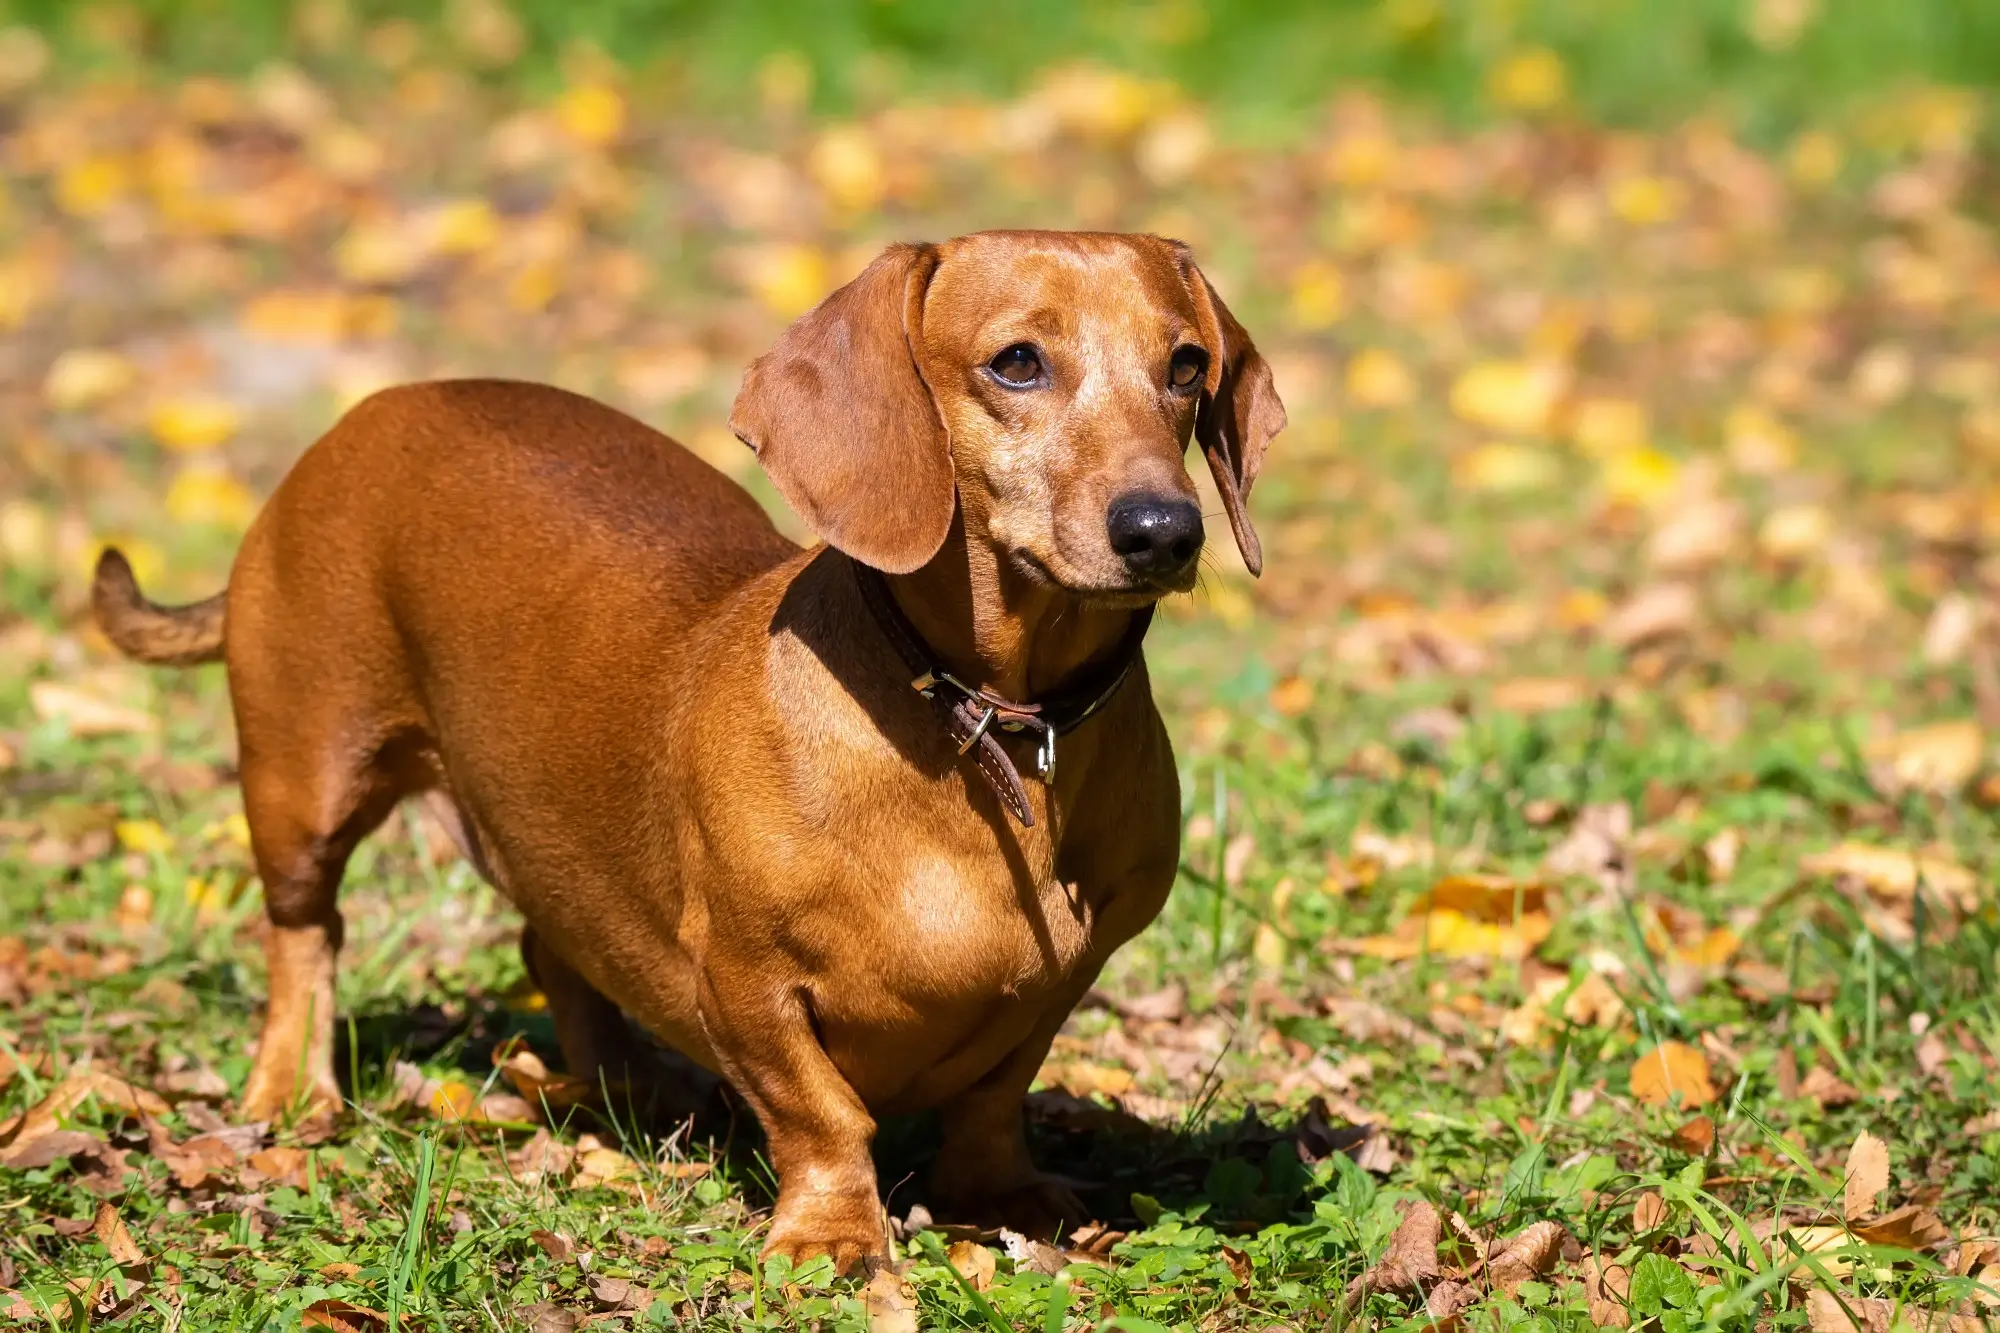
[1169,345,1208,390]
[989,344,1043,387]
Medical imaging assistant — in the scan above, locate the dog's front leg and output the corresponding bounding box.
[699,976,886,1273]
[928,972,1099,1239]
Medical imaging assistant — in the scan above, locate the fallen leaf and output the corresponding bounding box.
[1604,583,1697,649]
[863,1265,919,1333]
[999,1228,1070,1276]
[1629,1041,1716,1109]
[586,1275,653,1314]
[530,1230,575,1264]
[1671,1115,1716,1156]
[1844,1131,1890,1221]
[301,1298,394,1332]
[0,1129,105,1170]
[517,1304,577,1333]
[1869,720,1984,795]
[1802,1065,1860,1108]
[3,1068,170,1148]
[27,681,156,737]
[506,1128,574,1182]
[1489,1220,1570,1295]
[1633,1192,1668,1231]
[1345,1200,1440,1300]
[1799,843,1979,913]
[947,1239,997,1291]
[1848,1204,1950,1250]
[1426,1278,1479,1333]
[92,1201,144,1268]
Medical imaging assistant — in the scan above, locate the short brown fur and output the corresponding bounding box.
[97,230,1283,1270]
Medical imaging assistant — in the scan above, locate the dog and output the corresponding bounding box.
[93,229,1284,1269]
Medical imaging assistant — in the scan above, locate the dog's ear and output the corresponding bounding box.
[1173,246,1287,577]
[730,243,952,574]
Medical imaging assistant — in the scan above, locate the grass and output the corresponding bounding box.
[4,1,2000,1328]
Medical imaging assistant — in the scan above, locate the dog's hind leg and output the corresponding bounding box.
[235,735,406,1125]
[520,926,656,1094]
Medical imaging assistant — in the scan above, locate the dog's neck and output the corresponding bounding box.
[886,518,1146,703]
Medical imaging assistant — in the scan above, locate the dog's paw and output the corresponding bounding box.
[762,1195,890,1276]
[940,1174,1091,1241]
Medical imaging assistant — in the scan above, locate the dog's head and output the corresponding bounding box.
[730,231,1285,599]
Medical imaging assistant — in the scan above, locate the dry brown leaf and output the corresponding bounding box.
[1633,1192,1669,1231]
[517,1304,577,1333]
[1849,1204,1951,1251]
[0,1129,104,1170]
[586,1275,654,1314]
[1488,1220,1570,1295]
[530,1229,575,1264]
[1629,1041,1717,1109]
[1345,1200,1440,1300]
[1803,1290,1981,1333]
[301,1298,395,1332]
[1604,582,1697,648]
[1868,720,1984,795]
[1800,843,1979,913]
[1802,1065,1860,1108]
[947,1239,997,1292]
[1844,1130,1890,1221]
[863,1266,919,1333]
[1425,1278,1478,1333]
[506,1128,574,1182]
[1672,1114,1716,1156]
[92,1201,145,1268]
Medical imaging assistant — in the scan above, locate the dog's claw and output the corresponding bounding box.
[762,1197,891,1277]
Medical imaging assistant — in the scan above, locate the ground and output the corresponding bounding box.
[2,4,1999,1330]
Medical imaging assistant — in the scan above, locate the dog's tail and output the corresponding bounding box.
[91,548,226,666]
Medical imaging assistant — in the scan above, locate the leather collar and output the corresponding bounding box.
[852,559,1154,828]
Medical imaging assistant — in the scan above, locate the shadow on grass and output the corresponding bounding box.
[332,994,1379,1234]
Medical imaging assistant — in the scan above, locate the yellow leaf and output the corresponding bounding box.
[428,197,499,256]
[1571,397,1648,458]
[1844,1129,1890,1221]
[742,243,829,320]
[1269,675,1315,718]
[44,348,135,412]
[1252,921,1288,972]
[1868,719,1984,795]
[1450,360,1566,435]
[1420,907,1551,959]
[1788,130,1843,188]
[506,261,560,313]
[555,82,625,146]
[572,1144,639,1189]
[334,218,424,286]
[1417,874,1549,922]
[114,819,172,855]
[1609,176,1687,226]
[165,464,259,530]
[1800,842,1979,911]
[1629,1040,1717,1109]
[807,124,885,214]
[56,154,131,218]
[1288,260,1346,331]
[1561,972,1628,1029]
[1488,47,1567,113]
[1456,442,1559,494]
[1724,405,1798,475]
[149,397,240,453]
[1600,447,1680,508]
[427,1080,478,1122]
[1346,347,1416,409]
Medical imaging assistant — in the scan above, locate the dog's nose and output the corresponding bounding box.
[1106,494,1203,578]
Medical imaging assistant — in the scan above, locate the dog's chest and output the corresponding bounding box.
[884,849,1097,999]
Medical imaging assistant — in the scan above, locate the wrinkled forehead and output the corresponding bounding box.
[920,233,1199,354]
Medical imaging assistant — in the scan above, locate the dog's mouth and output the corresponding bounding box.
[1008,546,1194,606]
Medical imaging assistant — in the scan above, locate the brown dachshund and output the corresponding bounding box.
[93,229,1284,1270]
